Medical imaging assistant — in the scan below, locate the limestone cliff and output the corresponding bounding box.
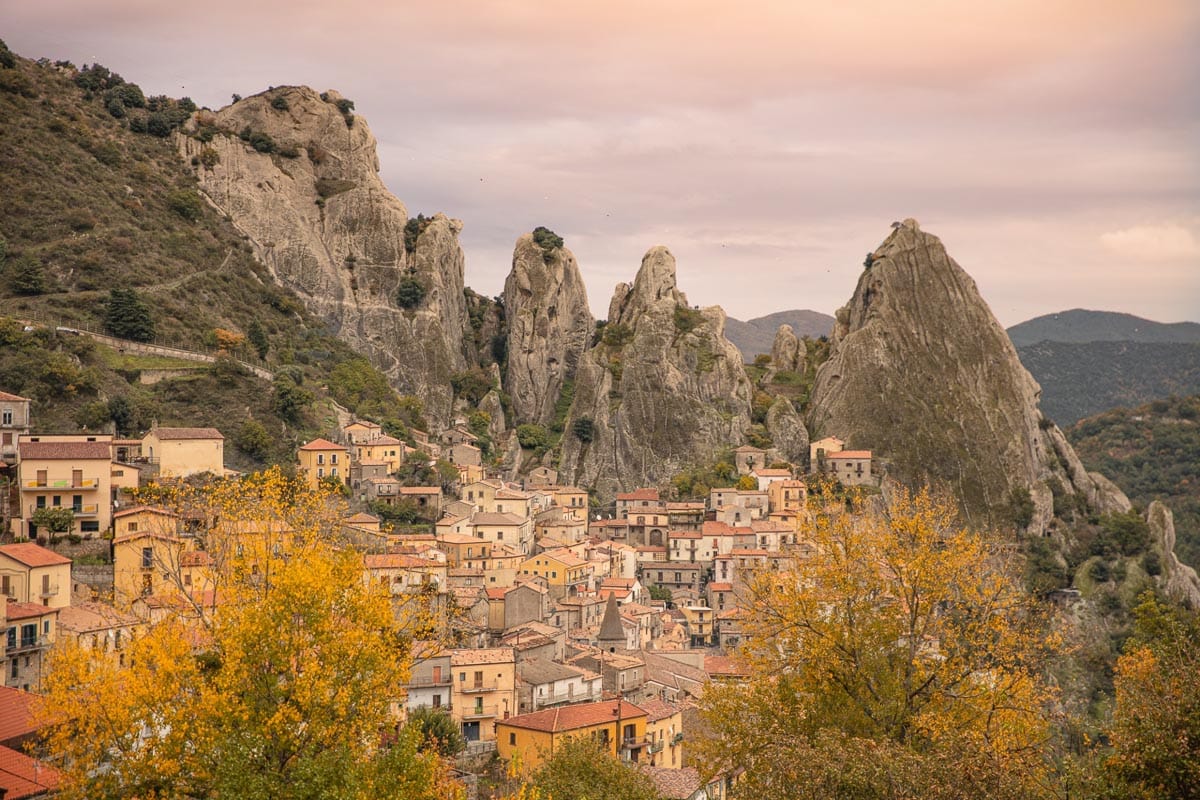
[808,219,1124,533]
[770,324,805,374]
[177,86,470,426]
[558,247,753,498]
[503,233,594,426]
[1147,501,1200,608]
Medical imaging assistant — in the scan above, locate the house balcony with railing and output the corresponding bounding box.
[7,636,45,654]
[460,703,503,720]
[533,687,602,709]
[407,673,454,688]
[622,734,654,750]
[456,679,505,693]
[23,477,100,490]
[29,503,99,517]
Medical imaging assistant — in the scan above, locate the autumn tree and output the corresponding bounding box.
[41,469,462,799]
[1104,592,1200,799]
[523,736,662,800]
[695,488,1060,799]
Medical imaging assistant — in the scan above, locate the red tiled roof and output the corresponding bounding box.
[0,543,71,568]
[704,655,748,677]
[399,486,442,495]
[150,427,224,440]
[707,582,733,591]
[0,391,30,402]
[0,744,61,799]
[616,489,660,501]
[113,505,178,519]
[17,440,110,460]
[0,687,39,745]
[499,699,647,733]
[638,766,703,800]
[450,647,514,666]
[827,450,872,459]
[298,438,347,451]
[3,602,58,621]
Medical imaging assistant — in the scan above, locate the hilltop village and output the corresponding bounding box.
[0,387,872,798]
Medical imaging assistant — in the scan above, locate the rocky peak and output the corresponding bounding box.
[503,232,594,426]
[558,247,752,499]
[178,87,470,426]
[770,324,804,373]
[808,220,1126,533]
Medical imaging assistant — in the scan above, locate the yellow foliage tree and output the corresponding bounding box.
[40,468,462,800]
[695,488,1060,799]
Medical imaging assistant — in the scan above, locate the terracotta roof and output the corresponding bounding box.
[752,468,792,477]
[517,658,587,685]
[498,699,646,733]
[707,582,733,592]
[0,543,71,568]
[17,440,110,460]
[638,766,703,800]
[56,601,140,634]
[364,554,440,569]
[828,450,872,459]
[399,486,442,495]
[705,655,748,677]
[533,548,588,568]
[113,505,178,519]
[637,697,682,723]
[298,438,347,451]
[3,602,58,621]
[343,512,379,524]
[0,744,61,799]
[616,489,660,501]
[0,391,30,402]
[0,687,40,745]
[150,426,224,440]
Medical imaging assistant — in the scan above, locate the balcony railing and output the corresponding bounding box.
[456,679,503,693]
[28,503,98,517]
[622,735,653,750]
[7,637,44,654]
[23,477,99,489]
[407,674,453,688]
[40,582,59,598]
[460,704,502,720]
[534,689,602,709]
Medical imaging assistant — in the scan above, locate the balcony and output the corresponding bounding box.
[457,679,503,693]
[408,674,453,688]
[23,477,99,490]
[28,503,99,517]
[40,582,59,598]
[460,704,502,720]
[7,637,44,654]
[648,738,664,754]
[623,735,653,750]
[534,689,602,709]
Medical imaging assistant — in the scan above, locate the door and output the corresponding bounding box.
[462,721,480,742]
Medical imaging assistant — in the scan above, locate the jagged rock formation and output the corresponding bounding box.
[177,86,470,426]
[1148,501,1200,607]
[808,219,1126,533]
[558,247,752,498]
[770,324,805,373]
[766,397,809,465]
[503,234,594,426]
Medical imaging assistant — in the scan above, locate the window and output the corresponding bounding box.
[1,576,9,597]
[142,547,153,569]
[129,522,139,532]
[509,732,517,745]
[317,468,324,478]
[6,629,15,648]
[432,694,441,707]
[1,409,11,425]
[43,620,50,635]
[81,520,99,533]
[317,454,325,465]
[10,661,16,679]
[474,698,483,714]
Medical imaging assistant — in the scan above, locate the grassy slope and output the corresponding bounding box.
[0,50,410,469]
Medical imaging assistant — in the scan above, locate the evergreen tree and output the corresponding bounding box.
[104,288,155,341]
[247,319,269,359]
[10,255,45,295]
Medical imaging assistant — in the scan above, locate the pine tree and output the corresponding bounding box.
[104,288,155,341]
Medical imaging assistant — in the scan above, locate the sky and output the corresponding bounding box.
[3,0,1198,326]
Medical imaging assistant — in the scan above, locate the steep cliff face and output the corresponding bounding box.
[503,233,594,426]
[808,219,1124,532]
[1148,501,1200,607]
[770,324,805,374]
[559,247,753,498]
[178,86,470,426]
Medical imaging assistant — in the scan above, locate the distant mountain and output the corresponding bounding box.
[1008,309,1200,347]
[725,309,835,358]
[1017,341,1200,426]
[1006,310,1200,426]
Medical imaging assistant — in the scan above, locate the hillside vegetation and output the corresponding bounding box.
[1068,395,1200,569]
[0,46,419,464]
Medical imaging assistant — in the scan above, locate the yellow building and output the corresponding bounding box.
[496,699,650,769]
[296,438,349,489]
[15,437,113,538]
[2,595,59,691]
[354,435,405,473]
[639,698,685,768]
[450,647,518,744]
[0,389,32,464]
[142,427,225,478]
[766,479,807,514]
[56,600,143,667]
[112,524,187,607]
[519,547,593,600]
[0,543,72,610]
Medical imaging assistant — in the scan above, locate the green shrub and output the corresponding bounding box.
[673,305,704,334]
[249,131,275,153]
[315,178,356,198]
[572,416,595,443]
[403,214,431,254]
[532,226,563,263]
[601,323,634,349]
[270,95,290,111]
[517,423,550,450]
[167,189,204,222]
[235,419,272,459]
[199,148,220,169]
[31,506,75,534]
[450,369,493,405]
[146,112,173,137]
[9,255,46,295]
[396,276,426,309]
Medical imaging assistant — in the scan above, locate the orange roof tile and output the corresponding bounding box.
[150,427,224,440]
[616,488,660,501]
[0,744,61,798]
[0,687,40,744]
[0,543,71,568]
[827,450,872,459]
[498,699,647,733]
[3,602,58,621]
[0,391,30,402]
[17,440,110,460]
[298,438,347,451]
